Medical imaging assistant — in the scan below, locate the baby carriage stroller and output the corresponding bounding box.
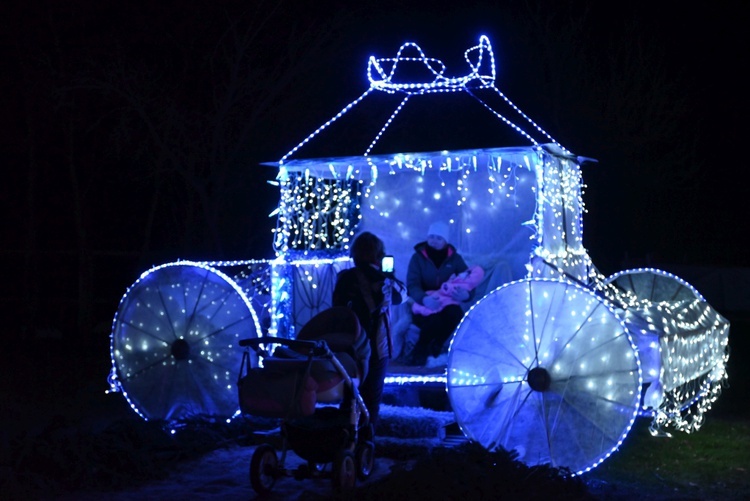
[237,306,374,495]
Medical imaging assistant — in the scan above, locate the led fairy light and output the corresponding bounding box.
[468,86,569,154]
[367,36,495,93]
[273,152,544,253]
[363,95,411,157]
[108,260,261,422]
[207,259,278,337]
[107,36,731,475]
[262,39,586,373]
[272,36,568,256]
[529,153,590,283]
[447,277,642,476]
[384,374,447,385]
[278,89,375,166]
[263,254,352,338]
[547,263,729,436]
[592,268,730,434]
[265,34,728,453]
[272,175,362,253]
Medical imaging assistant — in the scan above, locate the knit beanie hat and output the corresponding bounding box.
[427,221,449,240]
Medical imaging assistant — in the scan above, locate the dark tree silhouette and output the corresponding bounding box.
[2,1,355,339]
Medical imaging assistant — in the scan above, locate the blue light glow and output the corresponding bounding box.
[108,36,730,476]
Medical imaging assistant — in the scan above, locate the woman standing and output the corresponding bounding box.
[332,231,404,434]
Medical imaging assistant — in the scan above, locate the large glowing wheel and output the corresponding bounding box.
[110,261,261,421]
[603,268,715,416]
[447,278,642,475]
[603,268,704,303]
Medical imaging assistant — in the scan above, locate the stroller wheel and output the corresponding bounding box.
[332,450,356,494]
[250,444,278,495]
[355,440,375,480]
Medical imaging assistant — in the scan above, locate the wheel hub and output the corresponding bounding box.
[171,338,190,360]
[527,367,551,392]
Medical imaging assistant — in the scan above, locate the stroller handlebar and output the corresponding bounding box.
[239,336,331,357]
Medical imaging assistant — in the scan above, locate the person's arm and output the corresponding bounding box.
[332,270,355,307]
[385,276,406,306]
[454,254,469,274]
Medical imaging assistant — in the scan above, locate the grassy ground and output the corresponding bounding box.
[584,313,750,500]
[585,417,750,500]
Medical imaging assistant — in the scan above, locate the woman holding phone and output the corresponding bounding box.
[332,231,405,435]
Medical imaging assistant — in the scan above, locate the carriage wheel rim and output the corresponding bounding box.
[110,261,261,421]
[447,278,642,475]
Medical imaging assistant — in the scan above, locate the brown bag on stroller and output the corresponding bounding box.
[237,307,370,417]
[238,351,319,418]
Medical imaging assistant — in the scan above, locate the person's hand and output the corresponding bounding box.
[450,286,469,302]
[382,278,392,291]
[382,279,392,303]
[422,295,441,311]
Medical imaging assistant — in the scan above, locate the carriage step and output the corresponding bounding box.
[441,434,469,448]
[382,381,450,412]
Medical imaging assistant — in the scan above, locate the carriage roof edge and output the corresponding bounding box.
[262,143,594,181]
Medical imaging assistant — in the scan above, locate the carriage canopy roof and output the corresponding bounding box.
[263,145,574,181]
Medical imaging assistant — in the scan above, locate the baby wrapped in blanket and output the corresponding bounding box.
[411,265,484,316]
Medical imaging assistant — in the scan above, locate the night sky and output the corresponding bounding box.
[2,1,748,339]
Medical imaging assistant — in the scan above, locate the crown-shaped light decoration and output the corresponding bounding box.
[366,35,496,92]
[279,36,569,166]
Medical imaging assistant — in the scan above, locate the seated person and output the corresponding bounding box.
[405,221,474,366]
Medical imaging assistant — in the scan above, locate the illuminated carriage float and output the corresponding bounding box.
[107,36,729,475]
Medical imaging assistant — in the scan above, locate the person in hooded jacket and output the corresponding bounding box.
[332,231,405,433]
[405,221,470,366]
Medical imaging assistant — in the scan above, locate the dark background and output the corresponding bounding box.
[2,0,748,351]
